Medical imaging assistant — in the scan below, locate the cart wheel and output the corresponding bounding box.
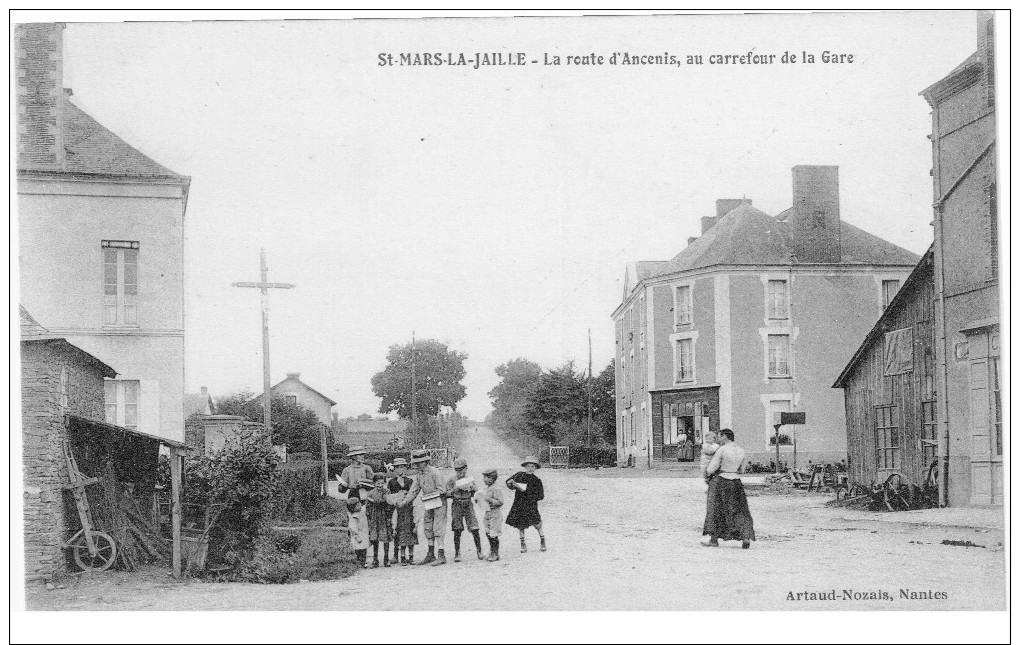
[72,531,117,571]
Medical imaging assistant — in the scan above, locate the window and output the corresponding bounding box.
[285,394,298,406]
[103,241,139,326]
[676,285,692,325]
[882,279,900,310]
[767,334,791,377]
[630,411,636,446]
[675,338,694,382]
[767,279,789,319]
[875,405,900,470]
[883,328,913,376]
[59,367,69,410]
[991,357,1001,456]
[105,380,140,431]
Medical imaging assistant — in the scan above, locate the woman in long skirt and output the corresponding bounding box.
[702,429,755,548]
[505,456,546,553]
[387,458,419,565]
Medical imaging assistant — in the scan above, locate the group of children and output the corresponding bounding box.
[340,447,546,568]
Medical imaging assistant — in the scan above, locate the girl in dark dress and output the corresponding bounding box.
[505,456,546,553]
[387,458,418,565]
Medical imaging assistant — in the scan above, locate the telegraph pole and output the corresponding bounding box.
[232,247,295,433]
[411,331,418,445]
[587,328,593,446]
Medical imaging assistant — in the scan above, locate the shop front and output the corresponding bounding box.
[651,386,720,463]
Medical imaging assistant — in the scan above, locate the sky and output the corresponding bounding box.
[54,11,979,421]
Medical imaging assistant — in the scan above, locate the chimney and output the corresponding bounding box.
[977,11,995,107]
[286,372,301,380]
[15,23,65,170]
[716,199,746,218]
[788,165,841,263]
[702,199,749,233]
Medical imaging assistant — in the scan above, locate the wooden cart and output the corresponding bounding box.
[61,439,118,571]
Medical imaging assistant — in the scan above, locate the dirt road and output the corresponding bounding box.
[26,426,1006,611]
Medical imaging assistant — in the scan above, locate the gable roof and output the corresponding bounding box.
[832,245,935,388]
[250,375,337,407]
[651,203,920,279]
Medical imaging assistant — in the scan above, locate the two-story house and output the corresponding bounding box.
[614,165,920,469]
[17,23,191,441]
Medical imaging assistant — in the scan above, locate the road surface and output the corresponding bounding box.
[26,426,1006,610]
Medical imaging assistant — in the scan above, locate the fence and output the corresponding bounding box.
[426,448,451,468]
[548,445,570,468]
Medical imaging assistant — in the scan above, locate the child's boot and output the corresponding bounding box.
[520,536,527,553]
[471,530,484,559]
[431,549,447,566]
[453,530,462,562]
[540,536,547,552]
[418,545,435,565]
[371,542,380,568]
[383,546,391,567]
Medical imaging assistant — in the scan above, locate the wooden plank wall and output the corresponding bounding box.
[842,258,936,487]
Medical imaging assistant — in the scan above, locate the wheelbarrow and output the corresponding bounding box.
[61,440,117,571]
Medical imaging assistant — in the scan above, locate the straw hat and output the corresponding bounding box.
[391,457,408,467]
[410,450,431,464]
[482,467,498,477]
[521,456,541,468]
[347,446,367,458]
[453,457,468,470]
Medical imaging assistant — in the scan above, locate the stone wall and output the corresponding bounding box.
[21,341,109,581]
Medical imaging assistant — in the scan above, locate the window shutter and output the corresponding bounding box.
[139,379,162,438]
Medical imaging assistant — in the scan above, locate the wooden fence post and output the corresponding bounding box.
[170,448,182,578]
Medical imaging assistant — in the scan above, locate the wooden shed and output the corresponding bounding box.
[833,247,937,488]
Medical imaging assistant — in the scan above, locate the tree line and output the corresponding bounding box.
[485,358,616,449]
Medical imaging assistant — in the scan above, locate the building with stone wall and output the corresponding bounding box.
[613,166,920,469]
[21,307,115,581]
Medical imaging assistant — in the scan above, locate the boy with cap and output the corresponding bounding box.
[446,457,484,562]
[399,450,448,566]
[478,467,504,561]
[345,497,370,568]
[338,446,375,500]
[387,457,418,565]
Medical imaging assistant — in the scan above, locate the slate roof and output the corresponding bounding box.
[833,245,935,388]
[20,305,117,378]
[20,95,188,181]
[651,203,920,278]
[184,393,214,418]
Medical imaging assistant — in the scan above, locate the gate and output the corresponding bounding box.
[549,445,570,469]
[426,448,450,468]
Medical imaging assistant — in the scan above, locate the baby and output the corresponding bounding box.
[700,430,720,481]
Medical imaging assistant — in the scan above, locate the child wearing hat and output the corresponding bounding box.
[387,458,418,565]
[478,467,504,561]
[505,456,546,553]
[399,450,449,566]
[446,457,483,562]
[365,472,393,568]
[345,497,370,568]
[338,447,375,500]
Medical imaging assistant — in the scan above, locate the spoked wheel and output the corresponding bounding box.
[882,474,906,511]
[72,531,117,571]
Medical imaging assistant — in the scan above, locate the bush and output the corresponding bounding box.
[184,431,282,556]
[227,528,358,583]
[273,461,323,521]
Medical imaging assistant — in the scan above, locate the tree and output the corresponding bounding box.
[214,389,325,454]
[370,339,467,418]
[523,361,587,442]
[488,358,542,433]
[591,360,617,445]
